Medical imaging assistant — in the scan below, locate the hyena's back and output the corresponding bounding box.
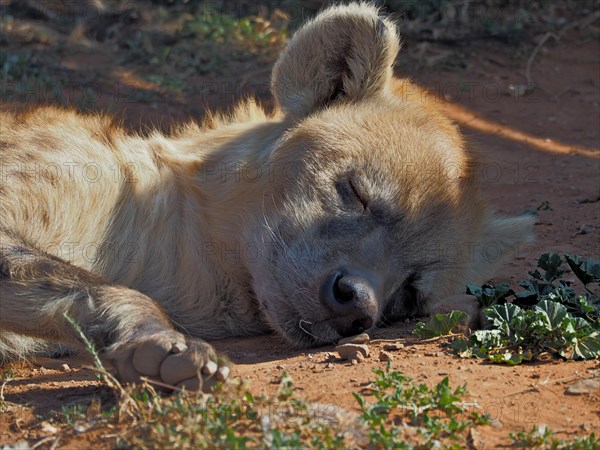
[0,107,127,271]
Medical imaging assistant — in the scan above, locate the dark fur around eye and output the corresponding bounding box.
[335,177,368,211]
[381,271,427,322]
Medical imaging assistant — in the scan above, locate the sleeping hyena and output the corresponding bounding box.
[0,4,533,390]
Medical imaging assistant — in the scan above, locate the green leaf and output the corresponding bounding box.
[465,284,482,300]
[488,352,525,365]
[466,283,513,307]
[565,254,600,286]
[513,289,539,307]
[534,300,569,331]
[457,253,600,364]
[413,311,468,339]
[451,338,472,357]
[568,331,600,359]
[471,329,503,348]
[276,371,294,401]
[536,253,564,281]
[484,303,523,329]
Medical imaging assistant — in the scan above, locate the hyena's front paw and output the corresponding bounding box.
[105,330,230,392]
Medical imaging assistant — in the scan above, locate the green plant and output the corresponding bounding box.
[353,363,488,449]
[510,424,599,449]
[413,310,468,338]
[453,253,600,364]
[64,312,108,381]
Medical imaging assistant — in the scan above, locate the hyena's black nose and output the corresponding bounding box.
[321,269,379,337]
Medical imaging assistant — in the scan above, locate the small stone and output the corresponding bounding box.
[490,419,503,429]
[60,364,70,372]
[565,377,600,395]
[325,363,334,369]
[379,351,392,362]
[4,441,30,450]
[383,343,403,351]
[438,371,449,376]
[40,422,58,435]
[469,427,484,449]
[336,343,369,360]
[349,378,358,382]
[338,333,370,345]
[351,359,358,365]
[576,224,592,235]
[32,357,68,370]
[276,364,285,370]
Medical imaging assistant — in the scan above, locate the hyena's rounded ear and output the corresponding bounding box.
[271,3,400,118]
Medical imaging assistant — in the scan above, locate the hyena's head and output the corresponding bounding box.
[245,4,533,347]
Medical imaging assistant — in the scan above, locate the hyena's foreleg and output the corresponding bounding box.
[0,228,229,391]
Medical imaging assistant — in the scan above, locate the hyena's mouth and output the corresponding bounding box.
[282,316,341,348]
[270,266,383,347]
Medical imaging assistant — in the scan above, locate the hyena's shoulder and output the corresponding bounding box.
[0,105,127,165]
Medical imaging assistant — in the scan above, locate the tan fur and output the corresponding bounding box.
[0,4,532,387]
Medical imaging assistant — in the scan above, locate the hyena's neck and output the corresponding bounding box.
[96,119,285,338]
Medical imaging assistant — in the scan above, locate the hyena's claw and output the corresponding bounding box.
[106,330,229,393]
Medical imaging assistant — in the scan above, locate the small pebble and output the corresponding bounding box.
[32,357,68,370]
[578,224,592,235]
[60,364,70,372]
[566,378,600,395]
[276,364,285,370]
[383,343,403,351]
[351,359,358,365]
[490,419,503,429]
[40,422,58,435]
[378,351,392,362]
[336,343,369,360]
[338,333,370,345]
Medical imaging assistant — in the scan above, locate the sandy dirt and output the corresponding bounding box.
[0,4,599,449]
